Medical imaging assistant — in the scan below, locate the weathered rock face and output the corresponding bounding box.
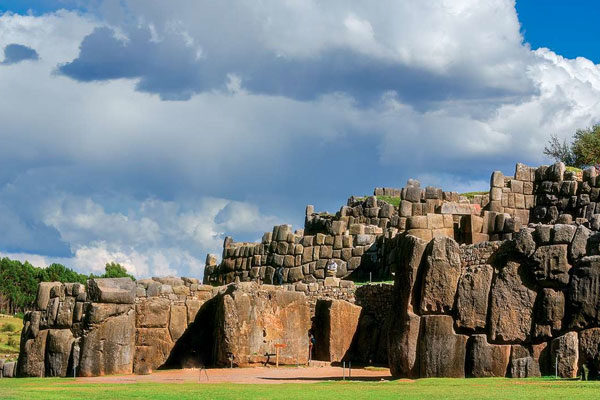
[37,282,62,311]
[134,328,174,374]
[388,311,420,378]
[88,277,136,304]
[534,288,564,339]
[79,306,136,376]
[418,315,468,378]
[45,329,75,377]
[488,261,536,343]
[214,283,312,366]
[388,234,426,377]
[567,256,600,329]
[467,334,510,377]
[313,299,361,362]
[17,329,48,377]
[455,265,493,332]
[510,357,541,378]
[531,245,571,287]
[419,237,461,314]
[551,331,578,378]
[579,328,600,378]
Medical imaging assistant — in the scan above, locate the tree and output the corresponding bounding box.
[572,124,600,168]
[545,124,600,168]
[102,262,135,281]
[544,134,575,166]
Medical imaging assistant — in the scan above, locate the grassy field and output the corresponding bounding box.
[1,377,600,400]
[0,314,22,359]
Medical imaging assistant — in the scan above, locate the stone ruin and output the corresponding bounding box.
[7,161,600,380]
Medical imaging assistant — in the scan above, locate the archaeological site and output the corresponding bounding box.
[6,161,600,380]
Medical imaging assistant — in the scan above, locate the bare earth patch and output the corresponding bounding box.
[74,366,393,384]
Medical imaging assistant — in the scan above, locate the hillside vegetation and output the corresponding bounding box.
[0,258,134,314]
[0,314,22,360]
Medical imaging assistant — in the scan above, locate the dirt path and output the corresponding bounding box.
[75,366,393,384]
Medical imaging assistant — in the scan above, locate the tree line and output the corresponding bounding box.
[0,258,134,315]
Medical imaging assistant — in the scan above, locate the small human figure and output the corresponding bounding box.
[275,266,284,285]
[326,259,338,277]
[308,331,316,365]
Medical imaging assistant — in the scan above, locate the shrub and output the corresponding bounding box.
[1,323,16,332]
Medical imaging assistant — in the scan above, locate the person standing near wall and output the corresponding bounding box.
[326,260,338,277]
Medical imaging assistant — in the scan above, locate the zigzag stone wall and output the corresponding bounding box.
[13,276,362,377]
[11,161,600,380]
[388,223,600,378]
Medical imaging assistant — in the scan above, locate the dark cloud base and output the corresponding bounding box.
[2,43,39,65]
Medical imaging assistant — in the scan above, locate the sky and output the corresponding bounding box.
[0,1,598,279]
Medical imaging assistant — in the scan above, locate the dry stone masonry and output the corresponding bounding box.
[11,161,600,380]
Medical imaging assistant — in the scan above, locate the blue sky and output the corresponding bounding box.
[0,1,598,278]
[516,1,600,63]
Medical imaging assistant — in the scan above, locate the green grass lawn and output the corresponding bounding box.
[0,314,22,359]
[1,377,600,400]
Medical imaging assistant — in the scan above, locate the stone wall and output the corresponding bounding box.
[205,178,488,286]
[388,222,600,379]
[14,275,369,376]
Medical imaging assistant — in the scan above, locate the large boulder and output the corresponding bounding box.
[313,299,361,362]
[17,329,48,377]
[489,261,536,343]
[134,328,174,374]
[550,332,578,378]
[467,334,510,377]
[388,311,420,378]
[455,264,493,331]
[570,225,591,261]
[45,329,75,377]
[534,288,564,339]
[419,237,461,314]
[36,282,62,311]
[531,245,571,287]
[87,278,136,304]
[213,283,311,366]
[135,297,170,328]
[418,315,468,378]
[567,256,600,329]
[388,235,426,378]
[579,328,600,378]
[510,357,541,378]
[3,361,16,378]
[169,304,187,342]
[79,306,136,376]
